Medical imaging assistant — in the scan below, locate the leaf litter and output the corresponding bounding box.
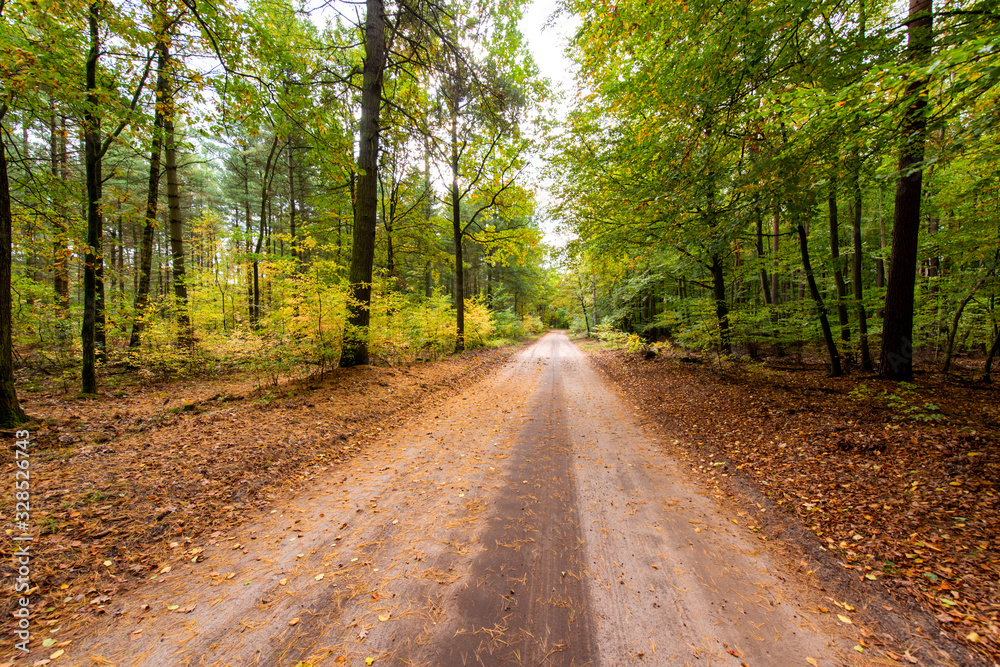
[0,347,514,648]
[591,346,1000,664]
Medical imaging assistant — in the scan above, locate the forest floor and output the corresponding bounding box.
[1,344,514,663]
[587,344,1000,666]
[0,333,995,666]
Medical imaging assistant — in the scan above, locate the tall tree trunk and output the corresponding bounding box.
[50,111,70,330]
[340,0,385,367]
[797,217,843,377]
[771,208,780,305]
[243,156,253,323]
[850,163,873,370]
[128,33,167,349]
[287,136,298,269]
[251,136,280,329]
[82,2,103,393]
[451,112,466,352]
[51,116,72,345]
[755,205,772,305]
[592,276,599,325]
[164,82,191,346]
[828,176,850,343]
[879,0,933,381]
[0,108,28,427]
[709,254,732,355]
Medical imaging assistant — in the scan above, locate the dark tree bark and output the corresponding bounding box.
[50,111,70,326]
[80,2,151,388]
[709,254,732,355]
[340,0,386,367]
[984,328,1000,383]
[0,109,28,427]
[771,208,780,305]
[287,135,298,269]
[850,163,874,370]
[82,2,103,393]
[164,90,192,346]
[828,177,850,343]
[797,218,843,377]
[755,205,772,305]
[879,0,933,381]
[577,279,591,338]
[450,114,466,352]
[251,136,280,329]
[129,34,168,349]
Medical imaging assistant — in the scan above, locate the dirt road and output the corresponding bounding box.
[71,332,858,666]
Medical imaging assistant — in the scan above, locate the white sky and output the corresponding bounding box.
[518,0,579,248]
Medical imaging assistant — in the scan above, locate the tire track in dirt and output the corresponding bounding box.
[423,334,598,666]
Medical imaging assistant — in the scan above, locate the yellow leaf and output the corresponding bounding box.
[50,649,65,659]
[315,573,325,581]
[837,614,853,624]
[378,613,391,622]
[365,659,375,666]
[967,632,981,643]
[289,618,300,626]
[806,658,818,666]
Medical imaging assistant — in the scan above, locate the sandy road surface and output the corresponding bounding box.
[70,332,857,666]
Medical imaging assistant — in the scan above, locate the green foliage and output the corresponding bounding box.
[883,383,944,423]
[592,323,644,352]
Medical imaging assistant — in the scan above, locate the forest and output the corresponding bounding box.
[554,0,1000,384]
[1,0,555,427]
[2,0,1000,662]
[1,0,999,416]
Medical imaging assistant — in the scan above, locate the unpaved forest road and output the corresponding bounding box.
[73,332,860,666]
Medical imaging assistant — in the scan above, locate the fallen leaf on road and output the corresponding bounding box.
[378,613,391,622]
[288,618,300,626]
[837,614,853,625]
[806,657,818,666]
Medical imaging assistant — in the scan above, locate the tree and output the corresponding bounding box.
[340,0,387,367]
[81,0,152,393]
[879,0,933,381]
[1,105,28,427]
[129,9,172,350]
